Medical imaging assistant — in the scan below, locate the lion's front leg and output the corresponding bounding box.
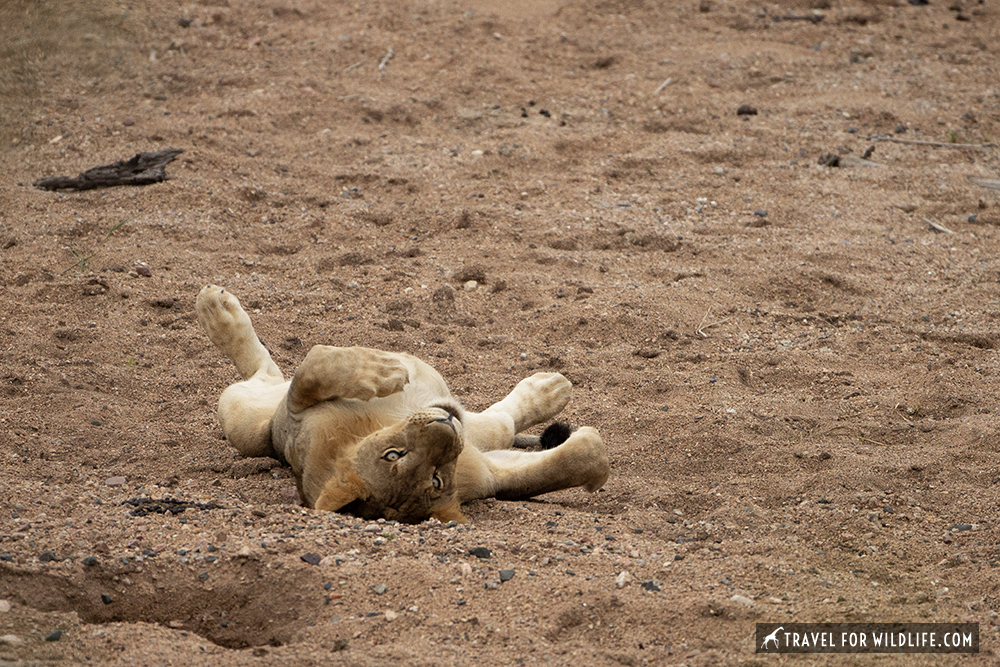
[287,345,410,413]
[455,427,609,502]
[461,372,572,453]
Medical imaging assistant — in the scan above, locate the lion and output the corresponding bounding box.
[195,285,610,523]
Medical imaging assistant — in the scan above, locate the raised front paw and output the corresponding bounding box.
[506,372,572,430]
[350,348,410,401]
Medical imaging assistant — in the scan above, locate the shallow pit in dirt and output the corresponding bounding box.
[0,559,317,648]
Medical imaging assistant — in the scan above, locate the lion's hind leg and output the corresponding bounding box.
[455,426,609,502]
[197,285,287,458]
[196,285,283,383]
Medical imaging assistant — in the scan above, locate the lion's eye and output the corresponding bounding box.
[431,472,443,490]
[382,449,404,462]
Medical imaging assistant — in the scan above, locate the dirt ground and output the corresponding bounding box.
[1,0,999,664]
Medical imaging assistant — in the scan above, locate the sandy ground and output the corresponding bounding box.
[1,0,999,664]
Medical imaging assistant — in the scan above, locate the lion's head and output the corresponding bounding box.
[315,405,465,523]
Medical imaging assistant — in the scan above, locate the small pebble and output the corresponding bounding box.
[463,280,478,292]
[0,635,23,646]
[82,556,99,566]
[499,569,515,583]
[384,610,398,621]
[104,476,127,487]
[753,210,767,217]
[136,264,152,277]
[371,583,388,595]
[736,105,758,116]
[731,594,754,607]
[101,594,113,605]
[39,551,58,563]
[300,553,321,566]
[615,571,632,588]
[641,580,661,592]
[0,601,10,613]
[468,547,492,560]
[45,630,62,642]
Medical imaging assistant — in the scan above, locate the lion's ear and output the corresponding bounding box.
[315,472,369,512]
[430,498,467,524]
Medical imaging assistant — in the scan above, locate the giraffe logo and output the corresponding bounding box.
[761,626,784,650]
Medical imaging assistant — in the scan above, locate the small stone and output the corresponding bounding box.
[0,635,23,646]
[969,214,978,223]
[950,524,973,532]
[371,583,387,595]
[615,571,632,588]
[753,209,767,217]
[736,105,758,116]
[384,610,398,621]
[468,547,492,560]
[731,594,754,607]
[39,551,59,563]
[0,601,10,613]
[101,594,113,605]
[82,556,99,566]
[459,562,472,577]
[499,569,515,583]
[300,553,321,566]
[135,264,152,277]
[463,280,478,292]
[45,629,62,642]
[104,476,127,487]
[641,579,662,592]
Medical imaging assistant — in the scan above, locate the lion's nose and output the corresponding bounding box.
[432,414,456,432]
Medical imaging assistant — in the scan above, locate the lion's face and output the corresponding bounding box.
[345,406,464,523]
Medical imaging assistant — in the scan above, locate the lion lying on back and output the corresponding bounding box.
[196,285,610,523]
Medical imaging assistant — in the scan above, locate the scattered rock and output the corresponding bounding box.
[731,594,755,607]
[463,280,478,292]
[468,547,492,560]
[301,553,322,566]
[499,569,515,583]
[82,556,99,566]
[105,476,127,487]
[385,610,399,621]
[101,594,113,605]
[641,579,662,592]
[736,105,758,116]
[39,551,59,563]
[135,264,152,277]
[0,636,23,646]
[44,629,62,642]
[615,571,632,588]
[371,583,388,595]
[949,523,973,532]
[0,601,10,613]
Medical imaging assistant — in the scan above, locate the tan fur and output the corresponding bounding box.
[196,285,610,523]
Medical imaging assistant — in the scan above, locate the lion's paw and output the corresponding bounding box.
[507,372,572,429]
[197,285,277,380]
[353,351,410,401]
